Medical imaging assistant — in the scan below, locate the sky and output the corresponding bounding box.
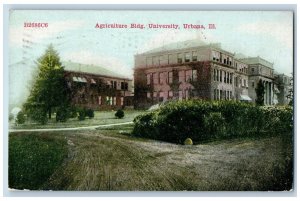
[8,10,294,108]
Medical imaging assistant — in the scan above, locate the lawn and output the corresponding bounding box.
[10,110,145,129]
[9,125,293,191]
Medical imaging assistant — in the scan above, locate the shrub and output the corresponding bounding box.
[132,100,293,144]
[77,108,86,121]
[9,113,14,121]
[69,106,78,118]
[184,138,193,145]
[115,109,125,119]
[29,108,48,125]
[56,107,69,122]
[85,108,94,119]
[15,111,26,125]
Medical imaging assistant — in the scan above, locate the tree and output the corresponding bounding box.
[24,44,70,123]
[255,79,265,106]
[286,75,293,106]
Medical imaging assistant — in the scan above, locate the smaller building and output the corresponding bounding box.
[274,73,292,105]
[239,56,275,105]
[63,61,133,110]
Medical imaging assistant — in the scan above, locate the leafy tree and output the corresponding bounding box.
[255,79,265,106]
[24,44,70,123]
[286,75,293,106]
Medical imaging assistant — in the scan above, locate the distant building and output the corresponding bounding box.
[134,40,251,108]
[273,73,292,105]
[63,61,133,110]
[239,57,275,105]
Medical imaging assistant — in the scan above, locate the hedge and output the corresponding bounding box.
[132,100,293,144]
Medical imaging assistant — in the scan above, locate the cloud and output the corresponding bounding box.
[61,50,133,78]
[236,21,293,49]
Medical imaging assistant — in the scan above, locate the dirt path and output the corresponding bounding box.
[9,122,133,133]
[43,130,292,191]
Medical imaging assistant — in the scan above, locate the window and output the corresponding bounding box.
[230,73,232,84]
[147,74,152,87]
[184,52,191,62]
[147,92,151,98]
[243,79,246,87]
[219,70,222,82]
[217,70,219,81]
[179,90,183,100]
[153,92,157,97]
[121,97,124,106]
[230,91,232,99]
[159,72,164,84]
[192,70,197,81]
[98,96,102,105]
[159,55,164,65]
[168,91,173,98]
[168,54,172,64]
[179,70,185,82]
[185,70,192,82]
[213,69,216,81]
[177,53,183,63]
[252,68,254,73]
[153,73,158,84]
[227,72,229,83]
[224,59,226,64]
[168,72,173,84]
[252,80,255,87]
[192,51,197,61]
[113,97,117,105]
[223,71,226,83]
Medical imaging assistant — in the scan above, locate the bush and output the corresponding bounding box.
[9,113,14,121]
[69,106,78,118]
[115,109,125,119]
[56,107,69,122]
[132,100,293,144]
[15,111,26,125]
[77,108,86,121]
[85,108,94,119]
[30,108,48,125]
[184,138,193,145]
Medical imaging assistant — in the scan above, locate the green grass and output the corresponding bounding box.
[9,133,68,190]
[9,126,293,191]
[10,110,145,129]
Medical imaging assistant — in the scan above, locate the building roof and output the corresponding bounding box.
[62,61,130,80]
[141,39,208,55]
[139,39,235,56]
[239,57,273,69]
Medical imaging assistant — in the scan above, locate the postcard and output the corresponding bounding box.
[7,9,294,192]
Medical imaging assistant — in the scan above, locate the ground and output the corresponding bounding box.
[9,124,293,191]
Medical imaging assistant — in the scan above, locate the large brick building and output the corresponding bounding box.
[63,61,133,110]
[133,39,293,108]
[134,40,252,108]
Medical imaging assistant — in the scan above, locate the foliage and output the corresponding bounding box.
[23,44,71,123]
[15,111,26,125]
[85,108,95,119]
[132,100,293,144]
[255,79,265,106]
[9,113,14,121]
[9,133,68,190]
[56,106,69,122]
[115,109,125,119]
[68,106,78,118]
[25,105,48,125]
[77,108,86,121]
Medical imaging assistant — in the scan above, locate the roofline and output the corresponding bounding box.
[64,70,132,81]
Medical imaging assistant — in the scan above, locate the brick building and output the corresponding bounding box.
[63,61,133,110]
[134,40,251,108]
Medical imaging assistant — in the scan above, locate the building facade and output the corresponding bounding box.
[134,39,292,108]
[239,57,275,105]
[134,40,251,108]
[63,61,133,110]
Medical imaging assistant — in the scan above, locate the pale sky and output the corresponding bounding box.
[9,10,293,107]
